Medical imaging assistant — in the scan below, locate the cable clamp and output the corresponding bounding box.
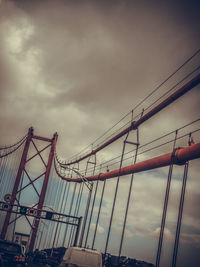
[124,140,139,146]
[172,147,187,166]
[131,121,137,130]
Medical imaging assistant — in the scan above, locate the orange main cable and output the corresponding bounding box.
[54,142,200,183]
[63,73,200,166]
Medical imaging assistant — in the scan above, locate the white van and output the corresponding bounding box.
[59,247,102,267]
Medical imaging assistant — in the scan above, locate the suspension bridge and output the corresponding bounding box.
[0,51,200,267]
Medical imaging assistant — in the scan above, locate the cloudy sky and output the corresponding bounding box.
[0,0,200,266]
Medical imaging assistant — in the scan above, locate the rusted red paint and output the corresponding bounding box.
[32,135,52,142]
[55,142,200,182]
[0,127,33,239]
[28,133,58,252]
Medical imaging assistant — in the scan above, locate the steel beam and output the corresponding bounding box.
[32,135,52,143]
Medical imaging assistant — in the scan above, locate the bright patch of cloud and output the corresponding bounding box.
[90,223,105,234]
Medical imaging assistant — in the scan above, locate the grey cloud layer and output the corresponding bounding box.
[0,2,200,264]
[0,1,199,159]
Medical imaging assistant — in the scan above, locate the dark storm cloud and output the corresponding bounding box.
[5,0,200,114]
[0,1,199,174]
[0,1,199,165]
[26,0,200,113]
[0,0,199,151]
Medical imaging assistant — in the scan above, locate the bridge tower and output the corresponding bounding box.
[0,127,58,252]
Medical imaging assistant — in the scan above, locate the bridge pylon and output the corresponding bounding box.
[0,127,58,252]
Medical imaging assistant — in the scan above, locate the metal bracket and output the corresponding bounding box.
[124,140,140,146]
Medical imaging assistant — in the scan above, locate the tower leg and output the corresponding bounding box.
[28,133,57,252]
[0,128,33,240]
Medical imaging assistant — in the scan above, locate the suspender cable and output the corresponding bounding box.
[62,50,200,165]
[118,127,140,257]
[84,180,99,248]
[70,183,84,246]
[42,172,54,249]
[74,183,84,219]
[49,174,62,247]
[55,181,68,247]
[62,183,77,247]
[51,179,65,252]
[68,184,80,247]
[48,178,62,248]
[92,179,106,249]
[57,179,66,213]
[56,181,71,247]
[55,139,200,183]
[68,182,82,247]
[156,131,178,267]
[62,73,200,167]
[0,153,8,197]
[84,160,98,248]
[42,166,57,249]
[104,131,130,254]
[95,118,200,172]
[172,161,189,267]
[78,158,94,247]
[12,171,25,242]
[79,183,93,247]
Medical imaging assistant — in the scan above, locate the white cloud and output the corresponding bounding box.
[90,223,105,234]
[151,227,173,241]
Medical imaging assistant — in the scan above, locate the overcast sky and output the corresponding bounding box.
[0,0,200,153]
[0,0,200,266]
